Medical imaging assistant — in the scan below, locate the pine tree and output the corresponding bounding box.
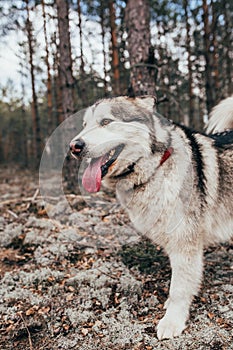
[202,0,215,113]
[42,0,53,134]
[183,0,195,128]
[24,0,42,168]
[109,0,120,95]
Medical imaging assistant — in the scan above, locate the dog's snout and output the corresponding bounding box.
[70,139,85,155]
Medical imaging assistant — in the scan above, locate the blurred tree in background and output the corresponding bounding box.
[0,0,232,168]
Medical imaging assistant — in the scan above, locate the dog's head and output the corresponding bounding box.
[70,96,171,193]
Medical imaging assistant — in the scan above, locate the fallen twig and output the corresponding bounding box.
[0,194,90,206]
[19,312,33,350]
[96,267,120,280]
[26,188,40,210]
[7,209,18,218]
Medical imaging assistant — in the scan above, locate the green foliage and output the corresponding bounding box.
[0,89,31,165]
[119,239,169,274]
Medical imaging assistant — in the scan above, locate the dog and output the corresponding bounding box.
[70,95,233,340]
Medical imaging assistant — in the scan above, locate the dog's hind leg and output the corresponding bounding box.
[157,246,203,340]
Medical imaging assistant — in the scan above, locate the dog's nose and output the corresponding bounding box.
[70,139,85,155]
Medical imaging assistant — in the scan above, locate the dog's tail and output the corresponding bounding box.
[205,96,233,134]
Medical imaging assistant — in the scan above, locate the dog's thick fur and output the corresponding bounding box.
[70,96,233,340]
[206,96,233,133]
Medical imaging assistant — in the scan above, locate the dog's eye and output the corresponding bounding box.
[100,118,113,126]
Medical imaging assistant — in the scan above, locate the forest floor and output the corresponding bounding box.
[0,166,232,350]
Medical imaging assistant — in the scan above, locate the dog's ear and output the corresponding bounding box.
[135,95,157,112]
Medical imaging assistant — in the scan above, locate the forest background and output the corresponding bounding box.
[0,2,232,348]
[0,0,232,170]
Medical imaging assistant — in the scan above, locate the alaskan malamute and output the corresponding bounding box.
[70,96,233,339]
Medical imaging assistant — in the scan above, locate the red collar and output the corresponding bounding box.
[160,147,174,166]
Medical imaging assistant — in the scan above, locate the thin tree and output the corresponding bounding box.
[42,0,53,134]
[51,31,63,125]
[223,0,233,96]
[109,0,120,95]
[202,0,215,113]
[183,0,195,128]
[99,3,108,96]
[77,0,88,105]
[18,42,29,166]
[125,0,157,96]
[24,0,42,167]
[211,0,219,102]
[77,0,85,75]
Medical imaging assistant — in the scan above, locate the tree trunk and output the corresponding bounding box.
[109,0,120,95]
[25,0,42,168]
[183,0,195,128]
[77,0,85,75]
[223,0,233,96]
[42,0,53,134]
[51,31,63,125]
[56,0,75,120]
[211,0,219,103]
[125,0,157,96]
[56,0,79,192]
[77,0,87,106]
[202,0,215,113]
[20,73,28,167]
[99,3,108,96]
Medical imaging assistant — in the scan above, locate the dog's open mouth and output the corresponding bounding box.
[82,144,124,193]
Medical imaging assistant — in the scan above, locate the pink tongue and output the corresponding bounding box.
[82,156,105,193]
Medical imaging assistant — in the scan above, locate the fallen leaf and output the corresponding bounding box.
[38,306,50,315]
[81,328,89,336]
[207,312,215,320]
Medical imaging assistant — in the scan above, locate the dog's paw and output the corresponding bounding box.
[157,314,186,340]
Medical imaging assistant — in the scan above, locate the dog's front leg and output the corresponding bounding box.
[157,247,203,340]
